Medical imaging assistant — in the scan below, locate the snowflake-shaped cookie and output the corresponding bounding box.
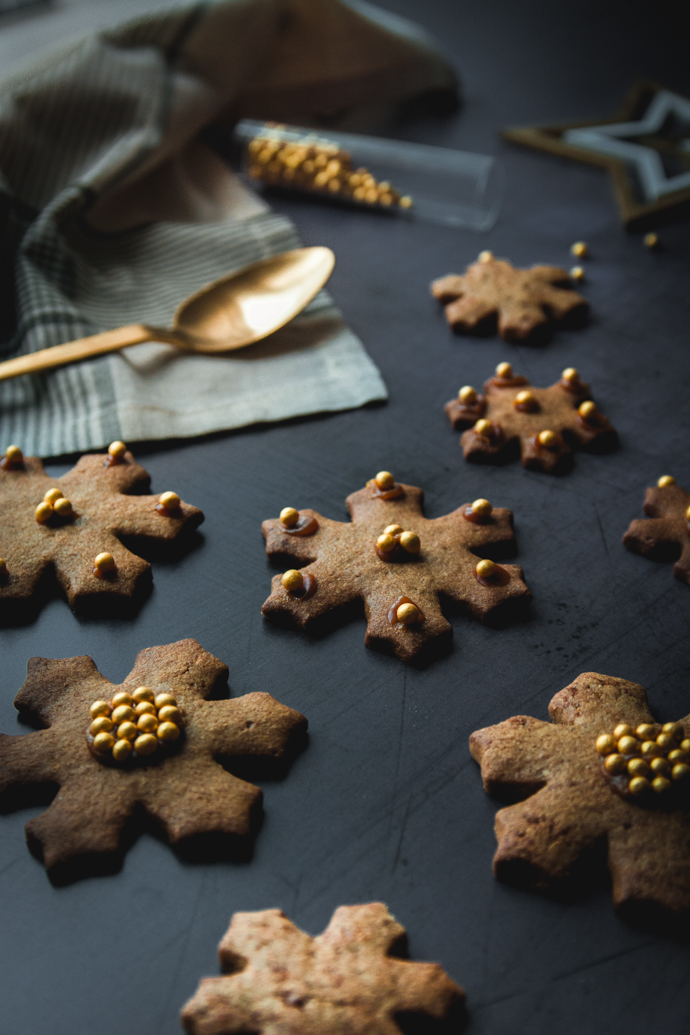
[623,476,690,584]
[0,442,202,615]
[431,251,588,342]
[445,363,617,473]
[181,902,465,1034]
[262,473,531,662]
[470,671,690,920]
[0,639,307,882]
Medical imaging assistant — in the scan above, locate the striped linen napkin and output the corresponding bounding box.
[0,0,456,456]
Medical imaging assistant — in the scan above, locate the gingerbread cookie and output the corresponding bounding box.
[470,672,690,920]
[262,474,531,662]
[446,363,617,473]
[181,902,465,1034]
[0,639,307,881]
[0,442,203,616]
[623,475,690,584]
[431,251,588,342]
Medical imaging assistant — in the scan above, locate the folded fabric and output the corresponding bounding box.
[0,0,456,457]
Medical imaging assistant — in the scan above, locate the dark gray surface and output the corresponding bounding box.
[2,1,690,1032]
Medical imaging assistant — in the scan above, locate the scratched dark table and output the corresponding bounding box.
[2,1,690,1033]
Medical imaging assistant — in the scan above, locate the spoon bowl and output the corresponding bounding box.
[0,246,335,382]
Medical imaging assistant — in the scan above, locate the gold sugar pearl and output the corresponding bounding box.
[650,757,670,775]
[681,739,690,753]
[617,735,639,755]
[627,758,649,778]
[53,497,72,517]
[537,430,558,449]
[578,400,597,420]
[474,419,493,438]
[604,753,626,774]
[672,763,690,781]
[35,502,53,524]
[280,507,300,527]
[134,733,158,756]
[93,732,115,753]
[656,733,674,751]
[662,722,682,739]
[43,488,63,505]
[137,713,158,734]
[399,196,413,209]
[471,498,492,518]
[595,734,616,756]
[400,531,420,554]
[496,362,512,379]
[561,367,579,383]
[117,721,138,741]
[159,705,182,725]
[614,724,635,740]
[636,723,656,739]
[686,506,690,522]
[479,250,493,263]
[571,242,588,258]
[155,693,177,710]
[90,716,113,736]
[132,686,155,704]
[629,776,650,795]
[112,739,133,762]
[5,444,23,463]
[644,232,659,249]
[652,776,671,794]
[458,386,478,404]
[112,691,134,707]
[514,390,536,407]
[374,471,395,490]
[570,266,585,281]
[641,740,660,758]
[159,491,180,509]
[476,559,497,579]
[158,721,181,742]
[94,552,115,573]
[384,524,404,537]
[108,440,127,460]
[135,702,156,716]
[90,700,111,719]
[657,475,675,487]
[0,558,6,576]
[111,704,135,724]
[282,569,305,591]
[377,533,396,553]
[396,602,420,625]
[669,749,688,764]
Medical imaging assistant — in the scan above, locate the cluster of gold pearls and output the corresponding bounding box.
[88,686,183,764]
[657,475,675,487]
[596,721,690,798]
[571,241,588,258]
[246,135,412,210]
[35,487,73,524]
[376,524,421,556]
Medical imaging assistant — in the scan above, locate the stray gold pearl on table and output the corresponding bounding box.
[596,734,616,755]
[374,471,395,490]
[472,498,492,518]
[159,491,181,509]
[476,558,497,579]
[133,686,155,704]
[399,196,413,209]
[134,733,158,756]
[643,232,659,249]
[496,362,512,379]
[53,497,72,517]
[93,732,115,753]
[282,569,305,591]
[479,250,493,262]
[5,444,23,463]
[158,721,181,742]
[474,419,493,438]
[578,400,597,420]
[112,739,133,761]
[43,488,63,505]
[155,693,177,710]
[537,430,558,448]
[571,241,588,258]
[400,531,420,554]
[90,700,110,719]
[570,266,585,281]
[108,440,127,460]
[561,367,579,383]
[657,475,675,487]
[94,552,116,574]
[458,385,477,404]
[396,602,419,624]
[35,501,53,524]
[384,524,404,537]
[280,507,300,527]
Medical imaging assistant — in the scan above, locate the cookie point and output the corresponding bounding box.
[280,507,300,527]
[397,602,420,624]
[471,498,492,517]
[108,440,127,460]
[374,471,395,490]
[657,475,676,487]
[571,241,588,258]
[282,569,304,591]
[458,385,477,404]
[159,491,181,510]
[495,362,512,379]
[475,558,497,579]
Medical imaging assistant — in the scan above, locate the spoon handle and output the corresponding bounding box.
[0,324,173,382]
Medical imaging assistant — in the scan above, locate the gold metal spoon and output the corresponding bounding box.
[0,246,335,383]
